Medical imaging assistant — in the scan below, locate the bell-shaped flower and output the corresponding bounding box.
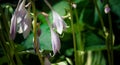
[52,10,67,34]
[44,0,67,34]
[45,16,61,56]
[50,28,61,56]
[10,0,31,40]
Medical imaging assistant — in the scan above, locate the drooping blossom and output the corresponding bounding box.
[104,4,110,14]
[52,11,67,34]
[44,0,68,34]
[50,28,61,55]
[10,0,31,40]
[45,16,61,56]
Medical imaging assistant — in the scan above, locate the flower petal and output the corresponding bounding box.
[17,0,31,38]
[10,14,17,40]
[22,12,31,38]
[52,11,67,34]
[50,28,61,55]
[10,0,31,39]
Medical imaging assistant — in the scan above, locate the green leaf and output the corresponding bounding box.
[109,0,120,17]
[91,51,106,65]
[53,1,69,16]
[39,24,52,50]
[74,0,85,3]
[85,45,106,51]
[85,31,105,51]
[22,24,52,51]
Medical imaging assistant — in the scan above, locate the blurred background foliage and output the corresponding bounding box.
[0,0,120,65]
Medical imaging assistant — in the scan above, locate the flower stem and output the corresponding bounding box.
[93,0,113,65]
[44,0,53,10]
[107,12,114,65]
[74,5,84,65]
[31,0,44,65]
[0,30,15,65]
[68,1,77,65]
[0,5,23,65]
[93,0,106,34]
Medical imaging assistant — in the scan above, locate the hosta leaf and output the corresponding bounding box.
[22,24,52,51]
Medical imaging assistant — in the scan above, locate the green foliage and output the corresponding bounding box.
[22,24,52,50]
[109,0,120,17]
[1,0,120,65]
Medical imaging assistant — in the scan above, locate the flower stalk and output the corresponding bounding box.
[31,0,44,65]
[107,11,114,65]
[93,0,114,65]
[74,3,84,65]
[68,1,77,65]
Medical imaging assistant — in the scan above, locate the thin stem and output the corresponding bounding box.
[74,6,84,65]
[93,0,113,65]
[31,0,44,65]
[69,2,77,65]
[45,17,53,30]
[108,12,114,65]
[44,0,53,10]
[14,53,23,65]
[93,0,106,34]
[0,31,15,65]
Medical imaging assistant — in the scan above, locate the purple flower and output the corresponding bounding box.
[104,4,110,14]
[45,16,61,56]
[50,28,61,56]
[52,11,67,35]
[10,0,31,40]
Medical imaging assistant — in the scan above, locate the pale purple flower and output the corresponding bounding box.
[104,4,110,14]
[10,0,31,40]
[50,28,61,56]
[44,0,68,34]
[52,11,67,34]
[45,16,61,56]
[44,0,63,55]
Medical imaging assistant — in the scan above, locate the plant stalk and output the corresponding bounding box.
[68,1,77,65]
[31,0,44,65]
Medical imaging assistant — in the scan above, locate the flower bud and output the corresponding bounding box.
[104,4,110,14]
